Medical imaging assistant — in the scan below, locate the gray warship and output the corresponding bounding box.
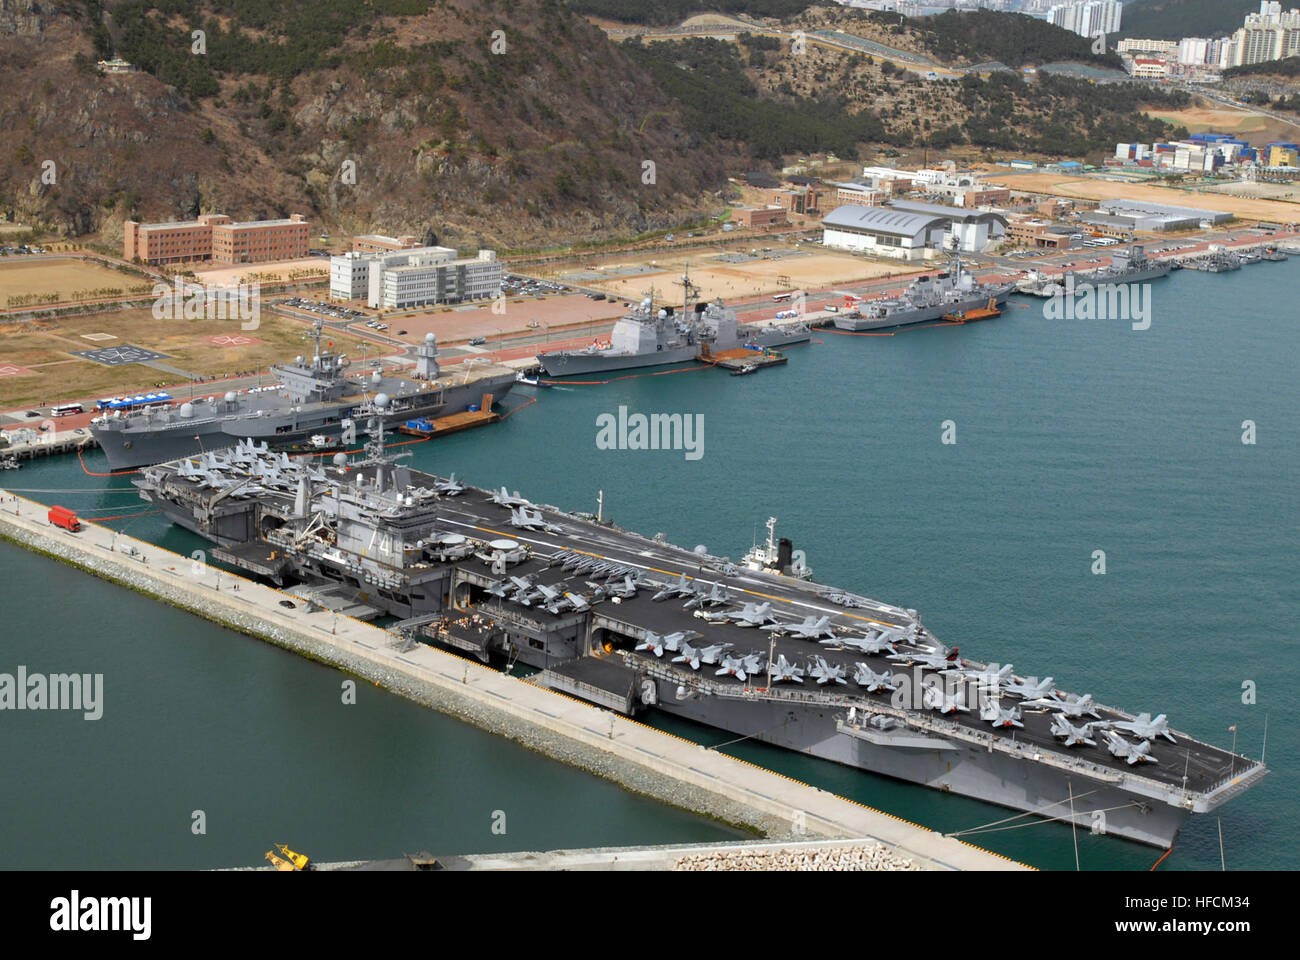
[538,271,810,377]
[90,323,515,470]
[833,254,1015,331]
[1019,245,1172,298]
[133,429,1266,849]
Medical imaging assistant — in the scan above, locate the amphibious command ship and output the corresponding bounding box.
[90,323,516,470]
[133,428,1266,849]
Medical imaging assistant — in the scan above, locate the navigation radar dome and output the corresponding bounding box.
[224,391,236,403]
[694,544,708,555]
[333,453,347,468]
[371,371,382,383]
[425,333,436,344]
[178,403,194,418]
[295,356,304,365]
[374,393,390,409]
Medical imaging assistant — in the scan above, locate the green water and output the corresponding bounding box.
[2,263,1295,869]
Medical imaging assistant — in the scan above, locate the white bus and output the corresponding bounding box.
[772,293,792,303]
[51,403,84,417]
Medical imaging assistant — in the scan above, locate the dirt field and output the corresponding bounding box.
[1145,103,1300,148]
[535,245,923,303]
[993,172,1300,223]
[380,294,626,347]
[192,257,329,288]
[0,307,358,409]
[0,257,145,304]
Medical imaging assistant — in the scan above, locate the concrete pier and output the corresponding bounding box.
[0,489,1028,871]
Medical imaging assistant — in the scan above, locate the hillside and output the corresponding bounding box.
[1118,0,1257,41]
[1,0,727,249]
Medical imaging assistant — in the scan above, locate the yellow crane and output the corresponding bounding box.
[264,843,310,871]
[272,843,310,871]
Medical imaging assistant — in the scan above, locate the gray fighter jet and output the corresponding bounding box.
[1111,713,1176,743]
[490,486,532,509]
[768,655,805,684]
[1103,730,1159,765]
[434,474,465,496]
[1004,676,1058,701]
[828,632,899,656]
[1026,692,1101,718]
[808,656,848,686]
[923,687,971,715]
[982,702,1024,729]
[731,602,777,628]
[1050,715,1105,748]
[888,645,961,671]
[508,506,557,533]
[652,573,694,602]
[761,615,835,639]
[683,582,731,610]
[852,663,898,693]
[672,641,732,670]
[715,653,765,683]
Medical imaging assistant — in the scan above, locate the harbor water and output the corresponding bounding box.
[1,262,1295,870]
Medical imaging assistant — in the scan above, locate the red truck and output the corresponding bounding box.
[48,505,82,532]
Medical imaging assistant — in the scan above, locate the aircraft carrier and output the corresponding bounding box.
[133,429,1266,849]
[90,323,515,470]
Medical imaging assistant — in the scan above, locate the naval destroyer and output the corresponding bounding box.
[833,253,1015,332]
[132,425,1266,849]
[538,271,810,377]
[90,322,515,470]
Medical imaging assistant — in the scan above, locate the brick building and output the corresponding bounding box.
[124,213,310,266]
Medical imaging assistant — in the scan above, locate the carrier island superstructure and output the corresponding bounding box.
[133,432,1266,849]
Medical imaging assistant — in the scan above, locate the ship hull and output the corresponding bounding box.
[538,324,810,377]
[93,375,515,470]
[834,286,1013,332]
[646,681,1190,848]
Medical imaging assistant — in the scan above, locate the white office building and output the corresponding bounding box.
[329,245,503,309]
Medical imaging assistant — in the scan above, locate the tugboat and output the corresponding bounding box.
[743,516,813,580]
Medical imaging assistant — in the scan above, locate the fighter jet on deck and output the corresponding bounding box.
[1111,713,1177,743]
[982,702,1025,729]
[434,474,465,496]
[923,687,971,715]
[1050,715,1105,748]
[768,655,805,684]
[715,653,765,683]
[672,641,732,670]
[1026,692,1101,718]
[1004,676,1058,702]
[828,632,899,656]
[508,506,557,533]
[1103,730,1159,765]
[490,487,532,509]
[852,663,898,693]
[652,573,694,602]
[808,656,848,686]
[761,615,835,640]
[730,602,777,628]
[888,645,961,671]
[683,582,731,610]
